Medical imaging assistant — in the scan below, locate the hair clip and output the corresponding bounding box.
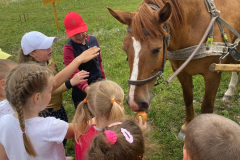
[105,130,117,145]
[121,128,133,143]
[108,122,122,128]
[22,130,26,134]
[111,99,115,104]
[83,98,87,103]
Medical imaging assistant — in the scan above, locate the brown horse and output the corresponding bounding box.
[108,0,240,133]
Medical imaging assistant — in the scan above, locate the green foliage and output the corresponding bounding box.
[1,0,240,160]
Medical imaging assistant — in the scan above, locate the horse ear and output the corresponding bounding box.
[107,7,136,26]
[157,2,172,23]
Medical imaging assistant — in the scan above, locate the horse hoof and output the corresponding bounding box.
[222,95,232,101]
[178,130,185,141]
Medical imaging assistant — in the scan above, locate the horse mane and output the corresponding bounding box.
[131,0,183,41]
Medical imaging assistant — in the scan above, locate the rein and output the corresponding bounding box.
[166,16,218,83]
[127,4,168,86]
[167,0,240,83]
[127,1,240,85]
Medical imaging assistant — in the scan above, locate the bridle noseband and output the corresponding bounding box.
[127,4,170,86]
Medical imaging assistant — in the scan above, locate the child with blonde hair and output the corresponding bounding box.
[72,80,126,160]
[183,114,240,160]
[0,47,99,160]
[0,59,17,118]
[88,118,145,160]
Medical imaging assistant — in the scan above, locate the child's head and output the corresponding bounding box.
[88,118,145,160]
[73,80,125,139]
[5,63,54,157]
[18,31,58,63]
[184,114,240,160]
[64,12,88,43]
[0,59,17,98]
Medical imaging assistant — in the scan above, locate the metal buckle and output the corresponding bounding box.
[229,48,240,61]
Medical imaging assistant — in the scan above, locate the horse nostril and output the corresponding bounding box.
[139,102,149,111]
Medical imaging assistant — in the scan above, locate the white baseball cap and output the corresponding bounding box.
[21,31,58,55]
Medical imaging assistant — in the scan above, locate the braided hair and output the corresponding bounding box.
[5,63,53,157]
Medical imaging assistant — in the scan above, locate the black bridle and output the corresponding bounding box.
[127,4,169,86]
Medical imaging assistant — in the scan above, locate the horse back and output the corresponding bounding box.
[169,0,240,50]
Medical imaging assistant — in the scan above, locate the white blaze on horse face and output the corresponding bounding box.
[129,37,141,106]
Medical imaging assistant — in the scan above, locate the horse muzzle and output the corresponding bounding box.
[126,96,151,111]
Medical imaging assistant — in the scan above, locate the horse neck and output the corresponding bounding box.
[167,0,211,51]
[167,0,240,51]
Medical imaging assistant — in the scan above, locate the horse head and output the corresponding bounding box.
[108,2,171,111]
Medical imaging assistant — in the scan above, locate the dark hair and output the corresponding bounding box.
[88,118,145,160]
[185,114,240,160]
[5,63,53,157]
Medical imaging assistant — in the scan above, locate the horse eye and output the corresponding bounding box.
[126,57,128,61]
[151,47,161,54]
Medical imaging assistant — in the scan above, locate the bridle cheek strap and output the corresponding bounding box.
[127,35,168,86]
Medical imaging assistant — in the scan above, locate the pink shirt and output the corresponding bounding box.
[75,125,99,160]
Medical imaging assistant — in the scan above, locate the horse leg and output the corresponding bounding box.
[222,72,239,101]
[176,72,194,134]
[202,72,221,113]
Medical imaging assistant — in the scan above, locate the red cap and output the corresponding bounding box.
[64,12,88,38]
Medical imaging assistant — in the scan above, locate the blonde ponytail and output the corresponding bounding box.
[109,100,125,121]
[73,101,92,144]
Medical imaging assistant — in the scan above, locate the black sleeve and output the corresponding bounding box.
[65,79,72,89]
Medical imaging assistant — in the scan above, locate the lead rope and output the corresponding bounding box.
[166,16,218,83]
[167,0,240,83]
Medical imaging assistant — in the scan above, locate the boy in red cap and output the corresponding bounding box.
[63,12,106,109]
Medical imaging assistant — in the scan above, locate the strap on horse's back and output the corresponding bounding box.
[205,0,240,61]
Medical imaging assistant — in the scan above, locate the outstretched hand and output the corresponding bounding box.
[137,116,147,131]
[70,70,89,86]
[78,46,100,63]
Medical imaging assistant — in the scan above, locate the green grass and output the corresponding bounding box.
[1,0,240,159]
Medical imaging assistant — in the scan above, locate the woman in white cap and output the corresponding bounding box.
[18,31,90,147]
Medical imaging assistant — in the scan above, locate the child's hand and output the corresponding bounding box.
[137,116,147,131]
[70,70,89,86]
[78,46,100,63]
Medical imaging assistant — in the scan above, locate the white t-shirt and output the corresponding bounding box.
[0,99,14,118]
[0,114,68,160]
